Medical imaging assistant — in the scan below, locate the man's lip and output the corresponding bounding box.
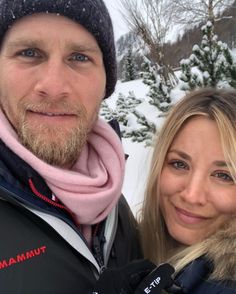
[28,110,76,116]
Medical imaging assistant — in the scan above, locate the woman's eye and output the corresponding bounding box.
[70,53,89,62]
[213,172,233,182]
[20,48,39,58]
[169,160,188,170]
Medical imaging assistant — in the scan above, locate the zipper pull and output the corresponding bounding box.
[93,236,106,273]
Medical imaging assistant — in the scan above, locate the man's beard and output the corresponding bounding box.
[17,101,96,168]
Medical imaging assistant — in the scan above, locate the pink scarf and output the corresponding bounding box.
[0,110,125,243]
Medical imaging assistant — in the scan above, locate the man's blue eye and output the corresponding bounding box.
[71,53,89,62]
[21,49,37,57]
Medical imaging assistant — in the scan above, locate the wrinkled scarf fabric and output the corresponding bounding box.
[0,110,125,243]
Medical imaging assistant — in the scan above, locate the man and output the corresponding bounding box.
[0,1,141,293]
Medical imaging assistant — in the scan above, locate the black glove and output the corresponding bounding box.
[93,260,180,294]
[93,259,156,294]
[134,263,181,294]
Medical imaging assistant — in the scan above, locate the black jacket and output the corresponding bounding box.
[174,257,236,293]
[0,140,142,294]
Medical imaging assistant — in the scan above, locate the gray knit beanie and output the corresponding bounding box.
[0,0,117,98]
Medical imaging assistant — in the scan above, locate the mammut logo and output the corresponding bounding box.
[0,246,46,270]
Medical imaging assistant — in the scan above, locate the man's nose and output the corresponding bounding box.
[180,174,208,206]
[34,60,71,99]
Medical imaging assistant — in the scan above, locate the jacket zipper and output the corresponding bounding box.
[103,206,118,267]
[93,236,106,273]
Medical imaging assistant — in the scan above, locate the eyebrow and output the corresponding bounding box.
[212,161,229,167]
[168,149,191,161]
[168,149,229,167]
[5,39,41,50]
[67,44,102,57]
[5,38,101,54]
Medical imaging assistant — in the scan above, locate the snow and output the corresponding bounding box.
[107,79,183,216]
[203,71,210,79]
[107,79,149,109]
[170,86,185,103]
[122,138,153,216]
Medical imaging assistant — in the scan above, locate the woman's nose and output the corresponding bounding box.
[180,174,208,206]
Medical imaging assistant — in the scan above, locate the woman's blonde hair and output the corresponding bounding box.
[139,88,236,268]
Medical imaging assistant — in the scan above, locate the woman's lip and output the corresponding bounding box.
[176,207,206,218]
[175,206,207,224]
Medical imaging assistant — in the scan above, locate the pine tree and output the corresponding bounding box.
[123,109,156,146]
[179,59,202,91]
[123,45,137,81]
[113,91,156,144]
[115,93,129,126]
[99,100,114,121]
[222,44,236,88]
[179,21,236,90]
[115,92,143,138]
[141,61,172,112]
[126,91,143,109]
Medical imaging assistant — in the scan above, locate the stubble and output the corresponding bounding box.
[18,100,95,167]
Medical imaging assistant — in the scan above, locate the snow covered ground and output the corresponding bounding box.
[122,138,152,217]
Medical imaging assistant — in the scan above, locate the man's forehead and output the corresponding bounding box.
[1,13,101,52]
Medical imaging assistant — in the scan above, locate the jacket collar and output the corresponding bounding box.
[175,218,236,292]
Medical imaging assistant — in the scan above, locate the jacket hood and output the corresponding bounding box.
[173,218,236,293]
[206,217,236,282]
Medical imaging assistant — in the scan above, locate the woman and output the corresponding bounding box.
[139,88,236,293]
[94,88,236,294]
